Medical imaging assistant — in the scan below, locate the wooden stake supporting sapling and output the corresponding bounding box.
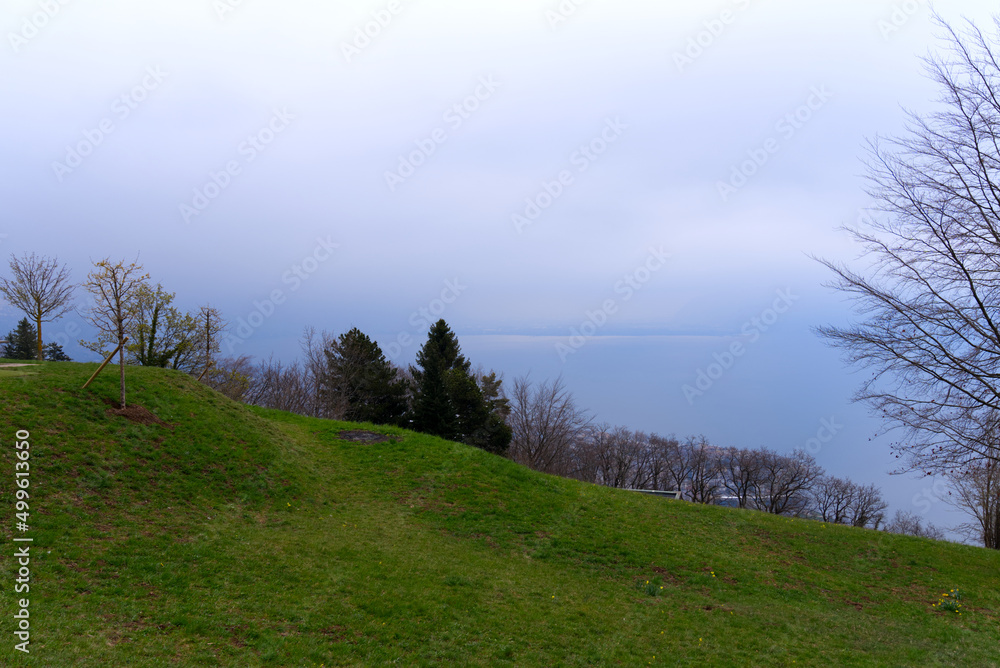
[82,337,129,390]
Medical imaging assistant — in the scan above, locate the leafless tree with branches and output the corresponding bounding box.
[0,252,75,362]
[718,446,765,510]
[79,257,149,408]
[684,436,723,504]
[812,476,888,528]
[885,510,946,541]
[507,375,591,475]
[946,460,1000,549]
[816,16,1000,476]
[201,355,255,402]
[593,426,653,490]
[752,449,824,516]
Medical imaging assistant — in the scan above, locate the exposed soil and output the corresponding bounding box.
[338,430,394,443]
[102,397,172,427]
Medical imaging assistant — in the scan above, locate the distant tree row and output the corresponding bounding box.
[202,320,512,456]
[503,375,956,537]
[0,252,972,543]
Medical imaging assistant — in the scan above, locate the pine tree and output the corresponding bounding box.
[43,342,72,361]
[2,318,38,360]
[410,320,467,440]
[465,370,513,456]
[409,320,513,455]
[322,328,407,425]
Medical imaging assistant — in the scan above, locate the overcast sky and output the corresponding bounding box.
[3,0,997,539]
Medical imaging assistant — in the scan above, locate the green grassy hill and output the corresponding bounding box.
[1,362,998,666]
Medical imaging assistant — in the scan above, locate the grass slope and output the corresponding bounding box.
[1,363,998,666]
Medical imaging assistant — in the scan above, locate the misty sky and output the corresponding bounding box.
[3,0,997,538]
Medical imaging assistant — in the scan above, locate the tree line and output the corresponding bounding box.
[503,375,893,528]
[0,251,983,546]
[200,323,512,456]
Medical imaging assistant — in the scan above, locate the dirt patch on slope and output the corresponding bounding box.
[338,430,394,443]
[102,397,172,427]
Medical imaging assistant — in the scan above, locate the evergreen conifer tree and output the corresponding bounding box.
[322,327,407,425]
[410,320,513,455]
[43,342,72,361]
[2,318,38,360]
[410,320,467,439]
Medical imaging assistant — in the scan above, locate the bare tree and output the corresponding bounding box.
[811,477,888,528]
[848,482,889,529]
[719,447,765,509]
[0,252,75,362]
[644,434,671,491]
[201,355,255,402]
[508,375,591,475]
[654,434,694,498]
[685,436,722,504]
[947,462,1000,549]
[80,258,149,408]
[816,17,1000,475]
[300,326,335,418]
[248,356,312,414]
[752,449,824,516]
[196,304,227,378]
[566,425,603,484]
[812,476,854,524]
[885,510,946,541]
[594,426,653,490]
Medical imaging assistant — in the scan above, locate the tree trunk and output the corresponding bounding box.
[119,340,126,409]
[35,314,43,363]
